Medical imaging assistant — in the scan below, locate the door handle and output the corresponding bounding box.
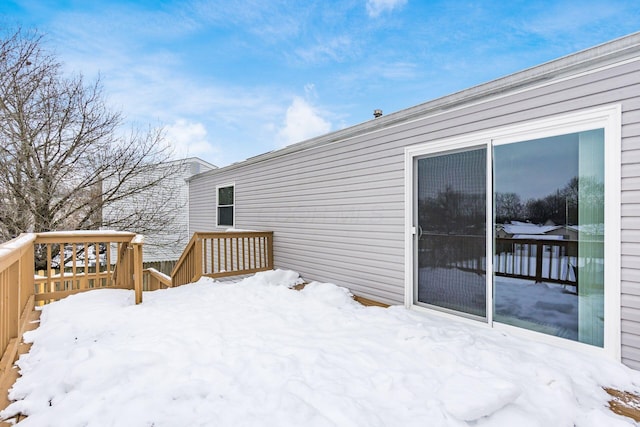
[417,225,423,240]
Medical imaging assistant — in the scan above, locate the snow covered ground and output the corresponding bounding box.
[2,270,639,426]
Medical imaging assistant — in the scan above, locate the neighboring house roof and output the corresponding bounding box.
[180,157,217,174]
[156,156,217,174]
[512,234,565,241]
[501,221,563,236]
[189,31,640,180]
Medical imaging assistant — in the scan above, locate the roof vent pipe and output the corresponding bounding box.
[373,109,383,118]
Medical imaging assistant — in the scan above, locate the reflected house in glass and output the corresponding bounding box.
[187,33,640,369]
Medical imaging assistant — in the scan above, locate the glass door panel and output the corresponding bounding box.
[416,148,487,318]
[493,129,604,347]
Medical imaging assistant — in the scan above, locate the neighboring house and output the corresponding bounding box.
[104,157,216,270]
[187,33,640,369]
[496,221,565,238]
[496,221,579,240]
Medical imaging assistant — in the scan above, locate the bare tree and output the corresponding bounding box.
[495,192,523,224]
[0,28,184,247]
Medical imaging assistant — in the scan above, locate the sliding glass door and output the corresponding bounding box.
[409,107,617,352]
[415,148,487,319]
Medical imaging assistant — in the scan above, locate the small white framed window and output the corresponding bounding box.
[216,184,235,227]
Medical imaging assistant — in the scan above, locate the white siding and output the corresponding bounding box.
[189,39,640,368]
[104,158,215,263]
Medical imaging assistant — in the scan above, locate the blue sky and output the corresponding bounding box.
[1,1,640,167]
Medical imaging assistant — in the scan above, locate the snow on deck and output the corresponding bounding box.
[1,270,639,426]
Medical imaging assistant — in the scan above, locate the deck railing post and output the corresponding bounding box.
[534,243,544,283]
[132,236,144,305]
[18,240,34,321]
[193,235,203,283]
[267,232,274,270]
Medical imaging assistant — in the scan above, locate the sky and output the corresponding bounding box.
[1,1,640,167]
[494,134,580,201]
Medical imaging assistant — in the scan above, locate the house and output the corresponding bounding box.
[188,33,640,369]
[496,221,568,239]
[103,157,216,272]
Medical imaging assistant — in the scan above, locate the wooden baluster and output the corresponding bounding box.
[71,243,77,291]
[106,242,112,287]
[47,244,54,297]
[252,237,257,270]
[240,237,247,270]
[268,233,274,270]
[216,238,221,274]
[210,238,214,275]
[223,238,228,272]
[203,239,208,275]
[133,240,143,304]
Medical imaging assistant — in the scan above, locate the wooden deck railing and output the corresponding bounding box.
[494,237,579,286]
[33,231,144,305]
[0,234,36,394]
[419,234,595,288]
[171,231,274,287]
[142,268,172,291]
[2,230,276,419]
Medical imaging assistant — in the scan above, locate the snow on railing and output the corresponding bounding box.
[171,231,274,287]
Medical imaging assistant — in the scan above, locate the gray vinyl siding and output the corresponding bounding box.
[189,41,640,368]
[188,175,218,232]
[622,98,640,369]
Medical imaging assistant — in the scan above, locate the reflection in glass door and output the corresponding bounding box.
[493,129,604,347]
[416,148,486,318]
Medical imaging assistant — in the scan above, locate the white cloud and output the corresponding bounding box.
[191,0,303,42]
[164,119,221,163]
[366,0,407,18]
[380,61,418,79]
[518,2,622,37]
[304,83,318,98]
[293,35,357,64]
[276,97,331,148]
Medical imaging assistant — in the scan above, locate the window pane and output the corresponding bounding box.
[218,206,234,226]
[416,148,486,318]
[218,186,234,205]
[493,129,604,347]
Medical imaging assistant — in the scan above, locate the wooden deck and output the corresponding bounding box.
[2,288,640,425]
[606,388,640,422]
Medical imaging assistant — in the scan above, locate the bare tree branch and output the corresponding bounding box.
[0,28,185,251]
